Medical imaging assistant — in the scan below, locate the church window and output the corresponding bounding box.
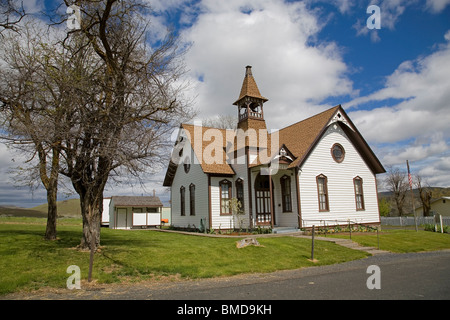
[220,180,232,215]
[316,174,329,212]
[280,175,292,212]
[189,183,195,216]
[235,179,244,212]
[180,186,185,216]
[331,143,345,163]
[354,177,365,210]
[184,157,190,173]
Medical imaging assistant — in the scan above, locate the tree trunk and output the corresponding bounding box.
[40,145,60,241]
[44,185,58,240]
[78,191,103,251]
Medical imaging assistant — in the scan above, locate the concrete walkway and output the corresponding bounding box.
[292,234,391,255]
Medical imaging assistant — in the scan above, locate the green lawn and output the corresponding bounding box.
[3,218,449,296]
[0,217,368,295]
[329,229,450,253]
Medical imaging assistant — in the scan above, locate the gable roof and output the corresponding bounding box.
[276,105,340,168]
[276,105,385,174]
[181,124,235,175]
[162,105,385,186]
[162,124,235,186]
[111,196,163,207]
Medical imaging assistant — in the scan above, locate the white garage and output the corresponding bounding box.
[108,196,163,229]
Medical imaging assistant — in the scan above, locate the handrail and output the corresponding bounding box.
[301,218,362,227]
[300,218,379,238]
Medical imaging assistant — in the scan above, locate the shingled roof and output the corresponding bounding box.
[111,196,163,207]
[162,105,385,187]
[233,66,268,105]
[278,105,340,168]
[181,124,235,175]
[276,105,385,174]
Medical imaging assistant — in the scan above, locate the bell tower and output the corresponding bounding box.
[233,66,268,132]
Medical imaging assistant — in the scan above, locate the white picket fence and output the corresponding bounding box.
[381,216,450,226]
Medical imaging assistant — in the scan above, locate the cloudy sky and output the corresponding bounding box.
[1,0,450,207]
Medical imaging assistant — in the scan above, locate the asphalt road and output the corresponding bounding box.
[147,250,450,300]
[4,250,450,301]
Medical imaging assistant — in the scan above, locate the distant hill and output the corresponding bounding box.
[378,187,450,200]
[0,198,81,218]
[0,206,47,218]
[31,198,81,218]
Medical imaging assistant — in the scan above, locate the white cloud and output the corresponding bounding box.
[348,31,450,140]
[382,135,449,165]
[347,30,450,185]
[351,0,450,42]
[416,154,450,186]
[180,0,354,129]
[426,0,450,12]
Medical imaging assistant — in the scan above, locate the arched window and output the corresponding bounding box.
[219,179,232,215]
[316,174,329,212]
[354,177,365,210]
[184,157,191,173]
[189,183,195,216]
[235,178,244,212]
[180,186,185,216]
[280,175,292,212]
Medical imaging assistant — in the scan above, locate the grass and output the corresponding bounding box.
[329,228,450,253]
[0,217,368,295]
[2,218,449,296]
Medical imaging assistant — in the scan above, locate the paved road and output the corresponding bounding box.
[5,250,450,300]
[148,250,450,300]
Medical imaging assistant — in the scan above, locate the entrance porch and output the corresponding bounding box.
[252,167,300,229]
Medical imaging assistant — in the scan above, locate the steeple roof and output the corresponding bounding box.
[233,66,268,105]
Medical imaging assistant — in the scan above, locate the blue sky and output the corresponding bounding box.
[1,0,450,207]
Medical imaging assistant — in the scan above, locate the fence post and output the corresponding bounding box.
[377,227,380,250]
[440,214,444,233]
[349,221,352,240]
[311,225,315,261]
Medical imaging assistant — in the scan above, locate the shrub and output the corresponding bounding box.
[424,224,449,233]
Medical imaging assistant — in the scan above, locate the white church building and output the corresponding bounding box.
[163,66,385,231]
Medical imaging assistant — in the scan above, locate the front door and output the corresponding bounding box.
[116,208,127,229]
[254,174,274,226]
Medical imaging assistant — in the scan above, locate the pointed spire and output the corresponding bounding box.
[233,66,268,105]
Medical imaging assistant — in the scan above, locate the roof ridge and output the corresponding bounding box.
[275,105,340,133]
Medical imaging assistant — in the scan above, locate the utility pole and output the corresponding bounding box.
[406,160,418,232]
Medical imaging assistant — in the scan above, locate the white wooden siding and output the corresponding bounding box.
[299,124,380,228]
[210,176,230,230]
[112,207,132,229]
[271,170,299,227]
[170,129,209,229]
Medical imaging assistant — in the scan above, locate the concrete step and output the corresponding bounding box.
[272,227,302,234]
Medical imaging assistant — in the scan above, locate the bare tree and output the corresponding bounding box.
[385,166,408,217]
[57,0,193,250]
[0,0,26,33]
[0,24,70,240]
[202,114,237,129]
[1,1,193,251]
[416,174,432,216]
